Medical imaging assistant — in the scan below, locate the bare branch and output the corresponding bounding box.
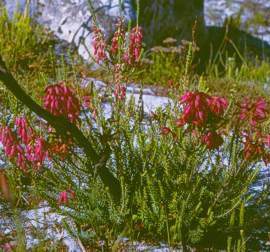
[0,55,121,202]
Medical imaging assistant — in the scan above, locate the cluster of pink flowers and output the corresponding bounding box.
[43,82,81,123]
[114,84,126,101]
[177,91,210,127]
[243,136,263,162]
[130,26,143,62]
[176,91,228,150]
[0,117,48,170]
[236,97,270,163]
[242,133,270,164]
[15,117,33,144]
[83,95,91,109]
[91,23,143,68]
[208,96,228,116]
[2,243,12,252]
[201,131,224,150]
[0,126,26,169]
[26,137,47,168]
[123,26,143,64]
[92,26,107,62]
[111,30,124,55]
[58,189,75,204]
[178,91,228,127]
[239,97,268,127]
[160,127,172,136]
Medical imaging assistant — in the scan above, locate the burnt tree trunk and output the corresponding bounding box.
[132,0,270,70]
[133,0,205,47]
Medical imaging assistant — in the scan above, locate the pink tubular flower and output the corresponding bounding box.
[123,26,143,64]
[130,26,143,62]
[0,117,48,171]
[208,96,228,116]
[0,126,27,170]
[111,30,124,55]
[175,118,185,128]
[243,137,264,161]
[265,134,270,148]
[114,84,126,101]
[178,91,228,128]
[15,117,33,145]
[160,127,172,136]
[58,190,75,204]
[92,26,107,62]
[201,131,223,150]
[242,132,270,165]
[122,51,131,65]
[179,91,210,127]
[239,97,268,127]
[83,96,91,109]
[3,243,12,252]
[43,82,81,123]
[58,191,68,204]
[0,127,15,156]
[16,146,27,171]
[33,137,48,169]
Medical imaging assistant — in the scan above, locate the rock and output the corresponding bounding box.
[4,0,132,61]
[205,0,270,44]
[0,204,83,251]
[115,237,183,251]
[83,78,172,118]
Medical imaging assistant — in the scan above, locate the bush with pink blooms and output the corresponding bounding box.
[1,4,270,252]
[0,117,48,171]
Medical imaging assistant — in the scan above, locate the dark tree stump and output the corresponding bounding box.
[132,0,270,71]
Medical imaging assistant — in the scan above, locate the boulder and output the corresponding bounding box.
[4,0,132,61]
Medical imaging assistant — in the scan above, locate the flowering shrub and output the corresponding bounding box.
[201,130,224,149]
[1,49,270,251]
[175,91,270,167]
[0,82,81,172]
[91,21,143,104]
[239,97,268,128]
[43,82,81,123]
[0,117,48,171]
[176,91,228,150]
[177,91,228,128]
[2,243,12,252]
[58,189,75,205]
[92,26,107,62]
[92,21,143,66]
[111,19,125,56]
[1,10,270,251]
[123,26,143,64]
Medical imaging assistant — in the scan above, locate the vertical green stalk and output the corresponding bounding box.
[136,0,140,26]
[14,208,26,252]
[227,209,235,252]
[238,202,246,252]
[183,42,193,90]
[118,0,122,17]
[127,20,132,57]
[87,0,97,26]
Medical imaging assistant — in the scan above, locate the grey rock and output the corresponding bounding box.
[5,0,132,61]
[205,0,270,43]
[0,205,82,251]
